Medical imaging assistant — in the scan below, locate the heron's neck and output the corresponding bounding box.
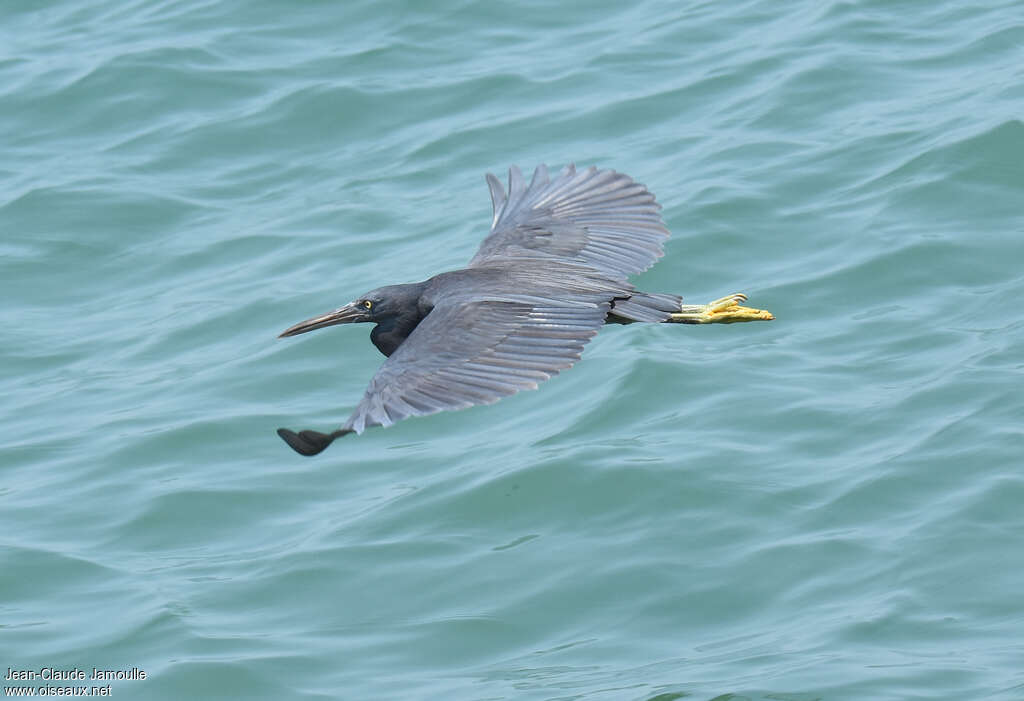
[369,282,431,357]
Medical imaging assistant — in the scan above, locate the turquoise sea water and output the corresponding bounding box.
[3,1,1023,699]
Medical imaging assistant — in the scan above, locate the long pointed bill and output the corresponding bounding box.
[278,302,366,337]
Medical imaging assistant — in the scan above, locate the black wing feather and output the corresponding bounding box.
[471,164,670,279]
[342,290,611,434]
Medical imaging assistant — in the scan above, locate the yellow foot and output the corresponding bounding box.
[668,293,774,324]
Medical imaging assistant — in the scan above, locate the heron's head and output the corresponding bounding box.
[277,284,418,338]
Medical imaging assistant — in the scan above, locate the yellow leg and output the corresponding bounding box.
[668,293,774,324]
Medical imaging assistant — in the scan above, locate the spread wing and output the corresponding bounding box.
[469,164,670,279]
[342,291,611,433]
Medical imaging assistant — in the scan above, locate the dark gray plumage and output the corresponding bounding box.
[276,164,773,455]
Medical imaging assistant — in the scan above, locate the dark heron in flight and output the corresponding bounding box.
[277,164,773,455]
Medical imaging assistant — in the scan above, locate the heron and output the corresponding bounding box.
[277,163,773,455]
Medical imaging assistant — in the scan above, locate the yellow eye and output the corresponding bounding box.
[362,300,373,310]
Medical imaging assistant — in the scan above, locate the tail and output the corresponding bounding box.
[608,292,682,323]
[277,427,353,456]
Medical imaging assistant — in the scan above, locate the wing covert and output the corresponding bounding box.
[471,164,670,279]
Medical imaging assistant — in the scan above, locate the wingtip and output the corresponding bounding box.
[485,172,506,223]
[507,165,526,199]
[277,428,352,456]
[529,163,549,189]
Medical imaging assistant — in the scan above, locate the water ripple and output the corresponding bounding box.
[2,0,1023,699]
